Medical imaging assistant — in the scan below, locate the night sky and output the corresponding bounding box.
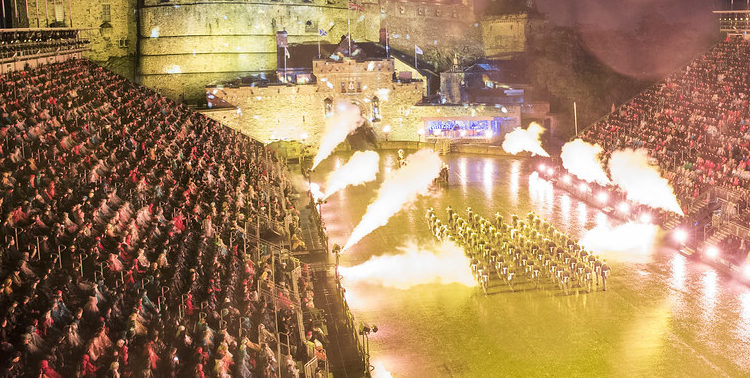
[534,0,723,78]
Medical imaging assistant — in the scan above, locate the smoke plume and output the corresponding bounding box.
[324,150,380,199]
[342,149,442,250]
[502,122,550,157]
[560,139,611,185]
[338,240,476,289]
[579,220,658,263]
[312,101,364,169]
[309,182,325,202]
[608,148,683,215]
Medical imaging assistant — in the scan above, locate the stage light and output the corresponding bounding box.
[382,125,391,133]
[639,213,652,224]
[743,265,750,279]
[538,164,546,172]
[705,245,719,259]
[596,192,608,204]
[617,202,630,214]
[673,229,688,244]
[578,183,589,192]
[546,167,554,175]
[562,175,572,184]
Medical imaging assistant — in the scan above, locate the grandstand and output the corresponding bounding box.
[580,34,750,265]
[0,40,325,377]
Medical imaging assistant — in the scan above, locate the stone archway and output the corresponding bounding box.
[345,99,378,150]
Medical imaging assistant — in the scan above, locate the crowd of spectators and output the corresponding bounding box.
[0,58,327,377]
[582,35,750,203]
[718,234,749,265]
[1,30,88,60]
[581,35,750,239]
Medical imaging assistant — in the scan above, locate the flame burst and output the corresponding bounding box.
[608,148,683,215]
[312,101,364,169]
[324,151,380,199]
[338,240,477,289]
[501,122,550,157]
[342,149,442,250]
[309,182,325,202]
[579,220,658,263]
[561,139,611,185]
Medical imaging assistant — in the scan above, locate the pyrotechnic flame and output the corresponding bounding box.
[501,122,550,157]
[561,139,611,185]
[371,361,394,378]
[338,240,477,289]
[342,149,442,250]
[312,101,364,169]
[324,151,380,199]
[579,220,658,263]
[608,148,683,215]
[309,183,325,202]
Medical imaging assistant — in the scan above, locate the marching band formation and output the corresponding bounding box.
[426,207,611,295]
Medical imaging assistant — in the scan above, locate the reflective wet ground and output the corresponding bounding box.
[309,151,750,377]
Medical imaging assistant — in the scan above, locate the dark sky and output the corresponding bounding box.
[534,0,723,78]
[535,0,718,29]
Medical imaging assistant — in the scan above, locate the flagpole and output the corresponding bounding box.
[317,33,321,59]
[385,17,390,58]
[414,45,418,70]
[347,14,352,57]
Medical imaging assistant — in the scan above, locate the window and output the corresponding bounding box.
[372,97,381,122]
[305,20,317,33]
[102,4,111,23]
[418,7,424,16]
[324,98,333,116]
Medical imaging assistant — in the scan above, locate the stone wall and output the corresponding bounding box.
[22,1,135,60]
[139,0,380,102]
[17,0,137,78]
[202,81,521,144]
[480,13,529,59]
[380,0,482,70]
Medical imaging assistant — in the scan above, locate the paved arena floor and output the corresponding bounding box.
[309,151,750,377]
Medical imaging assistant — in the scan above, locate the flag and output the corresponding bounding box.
[414,45,423,55]
[348,1,364,11]
[319,29,328,37]
[284,47,290,59]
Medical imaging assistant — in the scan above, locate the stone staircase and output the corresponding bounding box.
[663,196,710,231]
[705,227,732,248]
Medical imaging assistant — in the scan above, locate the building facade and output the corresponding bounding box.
[10,0,537,103]
[202,51,525,144]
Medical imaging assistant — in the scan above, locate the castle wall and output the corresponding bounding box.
[202,81,520,144]
[480,13,529,59]
[20,0,136,68]
[380,0,483,69]
[138,1,379,102]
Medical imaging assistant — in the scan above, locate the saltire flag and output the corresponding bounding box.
[414,45,423,55]
[319,28,328,37]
